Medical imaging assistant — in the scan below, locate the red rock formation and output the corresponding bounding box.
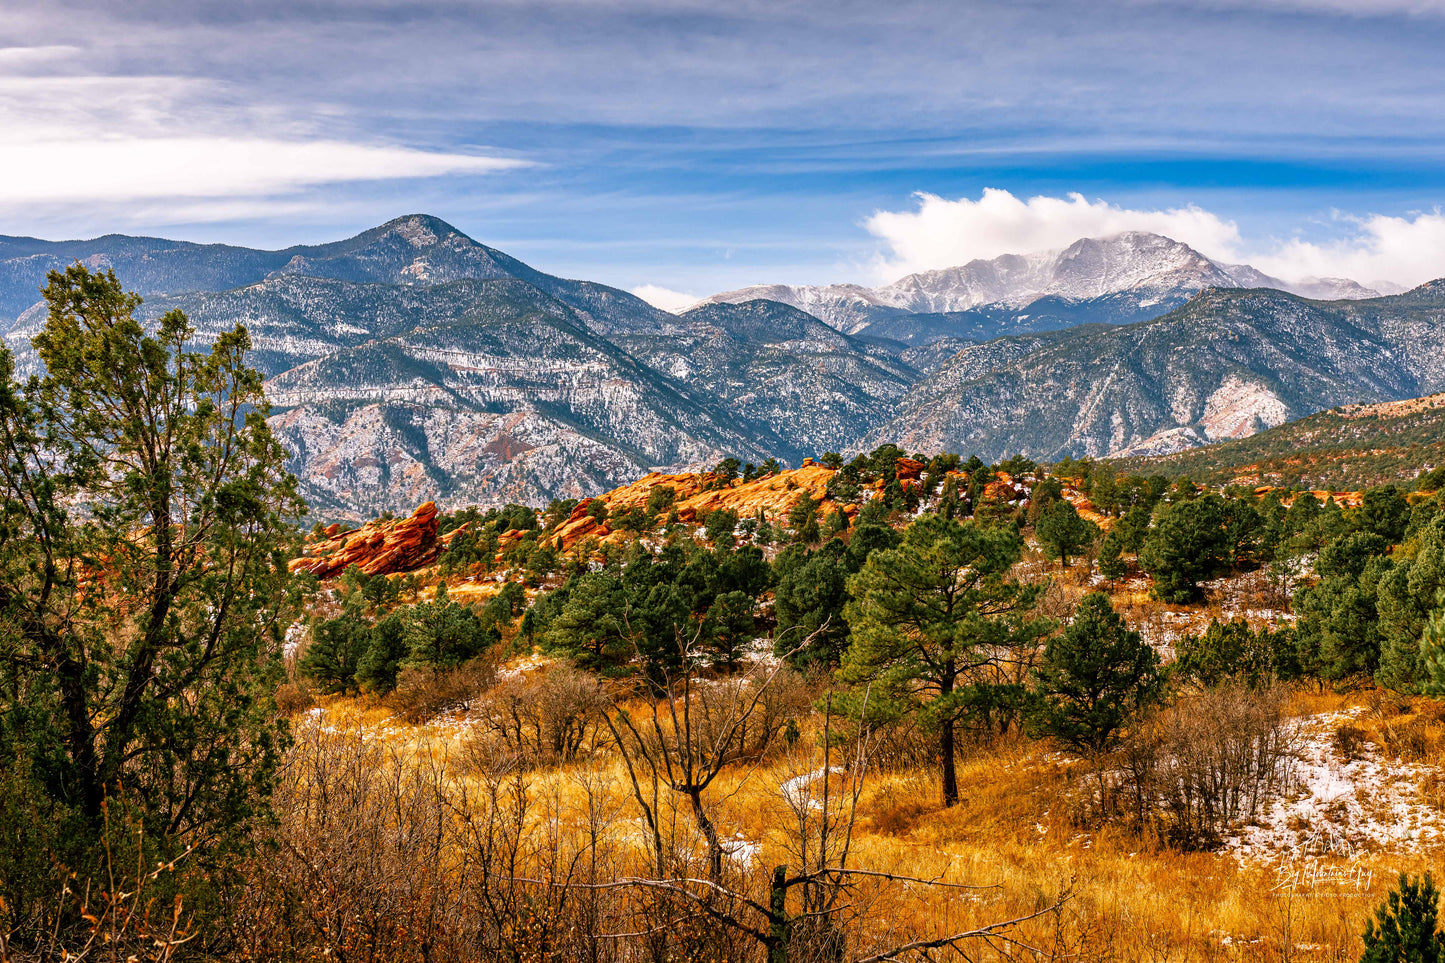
[895,457,925,481]
[289,501,467,579]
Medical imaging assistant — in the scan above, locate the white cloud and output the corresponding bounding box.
[1248,211,1445,290]
[0,137,525,207]
[865,189,1243,280]
[631,284,701,313]
[0,74,526,211]
[863,189,1445,289]
[0,45,81,65]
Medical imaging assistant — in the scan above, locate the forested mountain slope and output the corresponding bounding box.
[1110,390,1445,490]
[5,216,1444,518]
[867,284,1445,463]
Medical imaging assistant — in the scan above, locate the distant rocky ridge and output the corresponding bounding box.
[1,216,1439,519]
[867,283,1445,463]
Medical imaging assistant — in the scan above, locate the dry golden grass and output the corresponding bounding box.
[280,678,1445,963]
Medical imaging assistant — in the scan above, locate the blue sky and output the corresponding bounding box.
[4,0,1445,300]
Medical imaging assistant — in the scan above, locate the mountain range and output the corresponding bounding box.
[1,215,1440,519]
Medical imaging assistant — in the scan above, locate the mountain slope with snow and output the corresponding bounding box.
[3,216,1435,518]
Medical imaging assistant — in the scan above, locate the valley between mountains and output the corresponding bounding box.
[4,214,1444,519]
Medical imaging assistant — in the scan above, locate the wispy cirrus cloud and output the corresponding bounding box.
[1161,0,1445,16]
[0,136,525,207]
[4,1,1445,292]
[0,69,526,215]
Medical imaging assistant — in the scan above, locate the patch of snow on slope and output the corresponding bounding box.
[1227,708,1445,861]
[782,766,846,811]
[1107,425,1207,458]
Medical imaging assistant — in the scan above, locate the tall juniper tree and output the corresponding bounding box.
[0,266,304,935]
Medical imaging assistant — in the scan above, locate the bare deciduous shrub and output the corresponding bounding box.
[1,834,196,963]
[1115,684,1297,849]
[863,717,939,774]
[386,657,496,723]
[1366,687,1411,719]
[273,680,316,717]
[467,663,608,770]
[227,721,468,962]
[689,666,815,763]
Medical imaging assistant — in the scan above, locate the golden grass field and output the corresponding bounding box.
[285,674,1445,963]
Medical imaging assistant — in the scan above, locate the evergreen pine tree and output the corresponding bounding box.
[839,514,1048,806]
[790,493,821,544]
[1036,498,1098,569]
[300,614,368,694]
[1028,593,1162,755]
[1360,873,1445,963]
[1098,528,1127,579]
[1419,593,1445,697]
[356,612,409,693]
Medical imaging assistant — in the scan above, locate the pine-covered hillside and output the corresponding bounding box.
[1110,390,1445,489]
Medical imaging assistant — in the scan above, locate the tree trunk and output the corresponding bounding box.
[940,666,959,807]
[56,649,103,821]
[941,716,959,807]
[689,788,724,885]
[768,864,790,963]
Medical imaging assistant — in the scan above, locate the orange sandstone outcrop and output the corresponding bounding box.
[546,501,613,550]
[895,458,925,481]
[548,465,844,551]
[289,501,469,579]
[1255,487,1365,509]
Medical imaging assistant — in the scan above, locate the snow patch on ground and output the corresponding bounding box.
[496,651,554,681]
[721,833,761,864]
[781,766,846,810]
[1227,708,1445,861]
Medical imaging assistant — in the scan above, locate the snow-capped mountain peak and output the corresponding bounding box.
[699,231,1381,332]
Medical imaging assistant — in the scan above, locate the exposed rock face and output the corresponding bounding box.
[289,501,467,579]
[1200,374,1290,442]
